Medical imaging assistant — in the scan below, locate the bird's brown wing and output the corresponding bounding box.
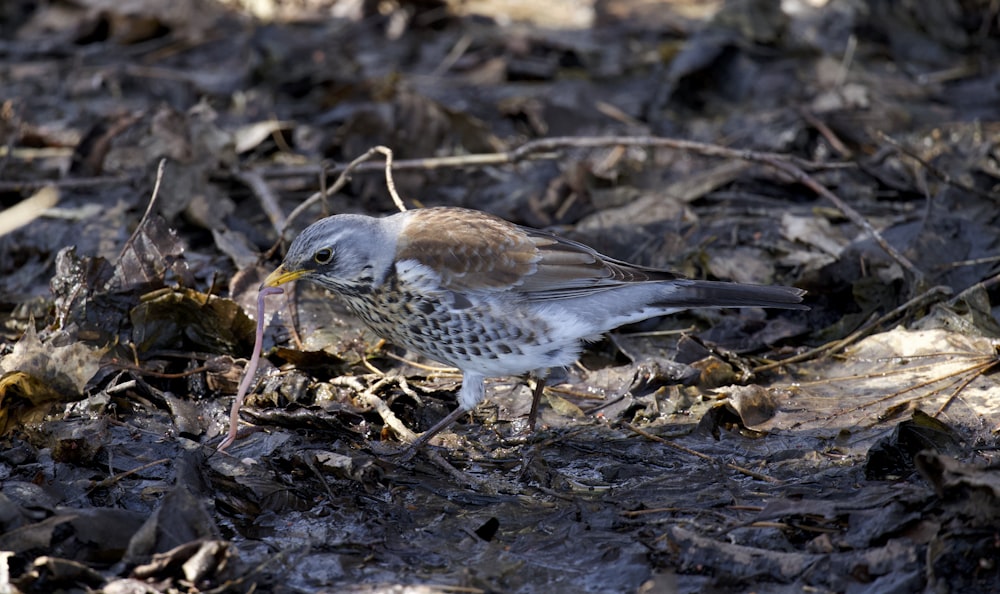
[396,208,680,300]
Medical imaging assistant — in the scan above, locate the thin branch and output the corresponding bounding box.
[233,168,286,233]
[753,285,952,373]
[332,376,419,442]
[257,151,560,179]
[272,137,911,283]
[877,130,1000,203]
[118,158,166,262]
[372,145,405,212]
[934,358,999,417]
[281,146,405,241]
[0,175,134,192]
[757,153,924,282]
[831,357,996,419]
[623,422,782,484]
[0,185,60,237]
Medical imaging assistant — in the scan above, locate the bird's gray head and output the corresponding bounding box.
[263,213,403,294]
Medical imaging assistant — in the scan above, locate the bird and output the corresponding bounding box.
[262,206,806,451]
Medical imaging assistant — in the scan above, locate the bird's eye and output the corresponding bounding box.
[314,248,334,264]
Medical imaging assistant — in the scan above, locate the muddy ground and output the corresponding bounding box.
[1,1,999,592]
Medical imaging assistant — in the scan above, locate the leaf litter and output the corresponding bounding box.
[1,1,1000,592]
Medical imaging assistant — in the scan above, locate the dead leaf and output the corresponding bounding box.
[130,288,255,355]
[0,326,105,433]
[0,325,105,397]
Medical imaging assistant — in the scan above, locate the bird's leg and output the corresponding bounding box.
[406,374,546,457]
[396,372,485,458]
[525,376,547,431]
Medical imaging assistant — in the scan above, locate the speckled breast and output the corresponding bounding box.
[339,278,549,371]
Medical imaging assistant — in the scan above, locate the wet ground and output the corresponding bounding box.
[1,1,999,592]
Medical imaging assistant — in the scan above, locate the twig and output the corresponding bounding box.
[380,349,460,374]
[233,168,286,233]
[332,375,418,442]
[87,458,171,491]
[876,130,1000,203]
[831,357,996,420]
[0,175,134,192]
[373,145,405,212]
[793,355,985,388]
[272,137,911,282]
[281,145,406,241]
[524,137,919,280]
[61,455,173,506]
[757,153,924,282]
[934,357,999,417]
[623,422,781,484]
[953,271,1000,300]
[753,285,951,373]
[261,138,843,181]
[0,185,60,237]
[257,151,559,180]
[836,34,857,87]
[797,108,852,158]
[431,33,472,78]
[420,447,489,491]
[118,158,166,262]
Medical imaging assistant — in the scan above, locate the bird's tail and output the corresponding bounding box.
[654,280,808,310]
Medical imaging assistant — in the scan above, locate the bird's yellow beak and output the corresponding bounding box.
[263,265,308,287]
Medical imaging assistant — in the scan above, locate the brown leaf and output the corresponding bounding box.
[130,288,255,355]
[111,215,189,292]
[0,325,105,397]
